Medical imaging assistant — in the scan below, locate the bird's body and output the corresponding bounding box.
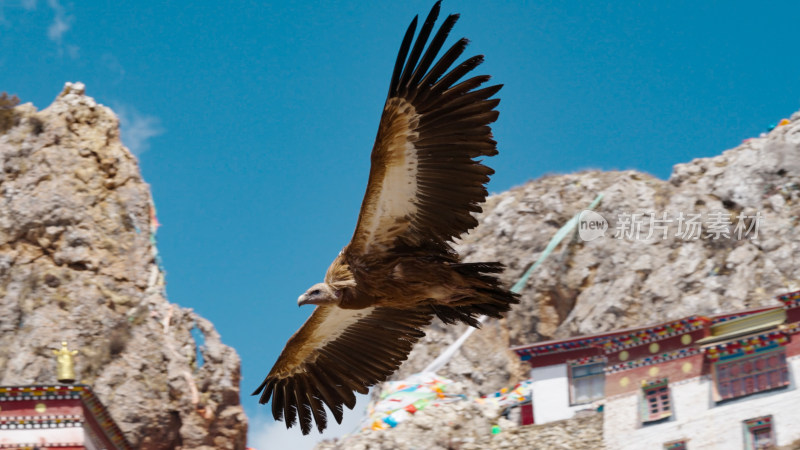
[254,1,519,434]
[324,246,488,309]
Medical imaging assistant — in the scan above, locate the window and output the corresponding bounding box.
[642,378,671,423]
[569,361,605,405]
[714,349,789,401]
[663,440,687,450]
[744,416,774,450]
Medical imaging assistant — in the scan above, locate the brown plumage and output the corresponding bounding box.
[253,1,519,434]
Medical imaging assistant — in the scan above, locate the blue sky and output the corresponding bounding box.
[3,1,800,448]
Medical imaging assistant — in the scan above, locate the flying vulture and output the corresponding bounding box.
[254,1,519,434]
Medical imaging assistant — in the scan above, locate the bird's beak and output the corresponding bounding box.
[297,294,309,307]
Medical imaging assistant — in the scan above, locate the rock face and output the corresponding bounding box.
[0,83,247,449]
[319,112,800,449]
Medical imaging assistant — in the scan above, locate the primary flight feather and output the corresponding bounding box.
[254,1,519,434]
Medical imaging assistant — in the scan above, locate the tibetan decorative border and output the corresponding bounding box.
[0,385,131,450]
[664,440,688,450]
[0,418,82,429]
[512,290,799,368]
[0,386,81,402]
[641,377,669,390]
[77,385,131,449]
[607,348,701,373]
[514,334,611,359]
[567,355,606,367]
[703,330,788,362]
[778,289,800,308]
[783,321,800,335]
[602,317,706,353]
[744,414,772,431]
[0,414,83,427]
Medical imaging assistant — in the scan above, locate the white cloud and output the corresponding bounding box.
[0,1,75,55]
[114,104,165,155]
[0,0,39,10]
[248,393,370,450]
[0,0,37,26]
[46,0,72,43]
[42,0,79,58]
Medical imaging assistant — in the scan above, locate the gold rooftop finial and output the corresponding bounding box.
[53,341,78,384]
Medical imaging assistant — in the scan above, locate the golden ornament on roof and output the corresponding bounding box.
[53,341,78,383]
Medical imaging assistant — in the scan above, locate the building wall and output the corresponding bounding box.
[604,356,800,449]
[0,426,83,446]
[530,363,597,424]
[606,353,704,397]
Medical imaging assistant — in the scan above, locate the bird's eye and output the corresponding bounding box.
[310,289,321,296]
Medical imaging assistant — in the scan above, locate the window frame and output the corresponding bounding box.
[641,378,672,423]
[568,360,605,406]
[663,440,687,450]
[713,348,789,402]
[743,415,774,450]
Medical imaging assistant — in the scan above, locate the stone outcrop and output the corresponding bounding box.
[318,111,800,449]
[0,83,247,449]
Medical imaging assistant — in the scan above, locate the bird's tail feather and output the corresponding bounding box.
[430,262,520,327]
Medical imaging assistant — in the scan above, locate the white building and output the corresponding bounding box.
[512,290,800,449]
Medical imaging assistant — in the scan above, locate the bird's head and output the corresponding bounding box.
[297,283,339,307]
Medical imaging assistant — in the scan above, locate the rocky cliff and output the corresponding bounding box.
[319,111,800,449]
[0,84,247,449]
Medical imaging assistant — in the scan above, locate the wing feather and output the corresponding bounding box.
[418,37,468,92]
[303,381,328,433]
[294,385,313,434]
[283,381,297,428]
[254,305,433,434]
[306,366,344,424]
[409,14,459,90]
[389,16,417,98]
[347,2,501,257]
[397,1,440,95]
[270,379,284,421]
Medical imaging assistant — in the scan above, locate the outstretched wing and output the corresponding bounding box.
[253,305,433,434]
[347,1,502,258]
